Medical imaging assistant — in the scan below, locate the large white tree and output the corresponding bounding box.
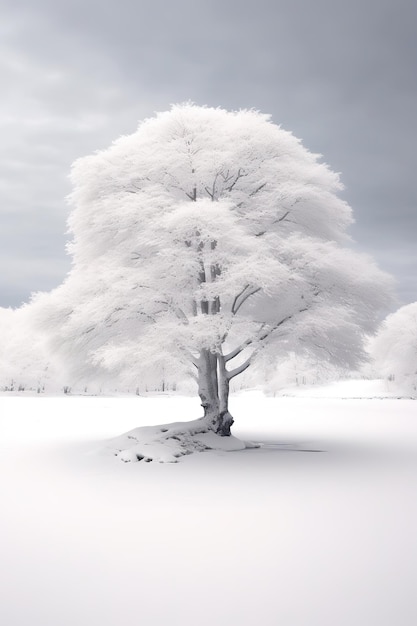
[369,302,417,396]
[36,104,392,459]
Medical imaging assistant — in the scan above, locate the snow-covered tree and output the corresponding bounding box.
[36,104,392,459]
[369,302,417,396]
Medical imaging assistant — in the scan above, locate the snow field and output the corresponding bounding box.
[0,385,416,626]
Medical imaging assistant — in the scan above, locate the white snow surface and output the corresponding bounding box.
[0,381,416,626]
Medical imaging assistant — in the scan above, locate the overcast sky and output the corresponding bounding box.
[1,0,416,309]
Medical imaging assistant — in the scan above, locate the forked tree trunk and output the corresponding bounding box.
[198,348,234,436]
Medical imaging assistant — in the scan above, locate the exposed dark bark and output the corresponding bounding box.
[197,348,234,437]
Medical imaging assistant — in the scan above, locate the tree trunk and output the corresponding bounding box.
[197,349,234,436]
[217,352,234,436]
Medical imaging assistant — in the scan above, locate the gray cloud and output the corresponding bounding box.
[1,0,416,307]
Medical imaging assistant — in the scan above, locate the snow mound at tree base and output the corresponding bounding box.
[106,418,259,463]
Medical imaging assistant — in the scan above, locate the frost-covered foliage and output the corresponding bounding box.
[240,351,348,393]
[0,303,53,392]
[369,302,417,396]
[33,104,392,435]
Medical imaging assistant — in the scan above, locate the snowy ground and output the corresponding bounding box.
[0,381,416,626]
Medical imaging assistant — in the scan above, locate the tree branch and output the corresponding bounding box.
[178,346,199,368]
[226,168,247,192]
[231,285,261,315]
[254,197,302,237]
[204,171,220,200]
[231,284,250,314]
[227,355,252,380]
[223,323,266,363]
[224,306,309,364]
[276,210,290,223]
[185,185,197,201]
[249,182,267,197]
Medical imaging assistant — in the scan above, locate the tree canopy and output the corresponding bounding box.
[31,104,392,442]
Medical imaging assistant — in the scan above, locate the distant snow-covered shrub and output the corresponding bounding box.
[369,302,417,396]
